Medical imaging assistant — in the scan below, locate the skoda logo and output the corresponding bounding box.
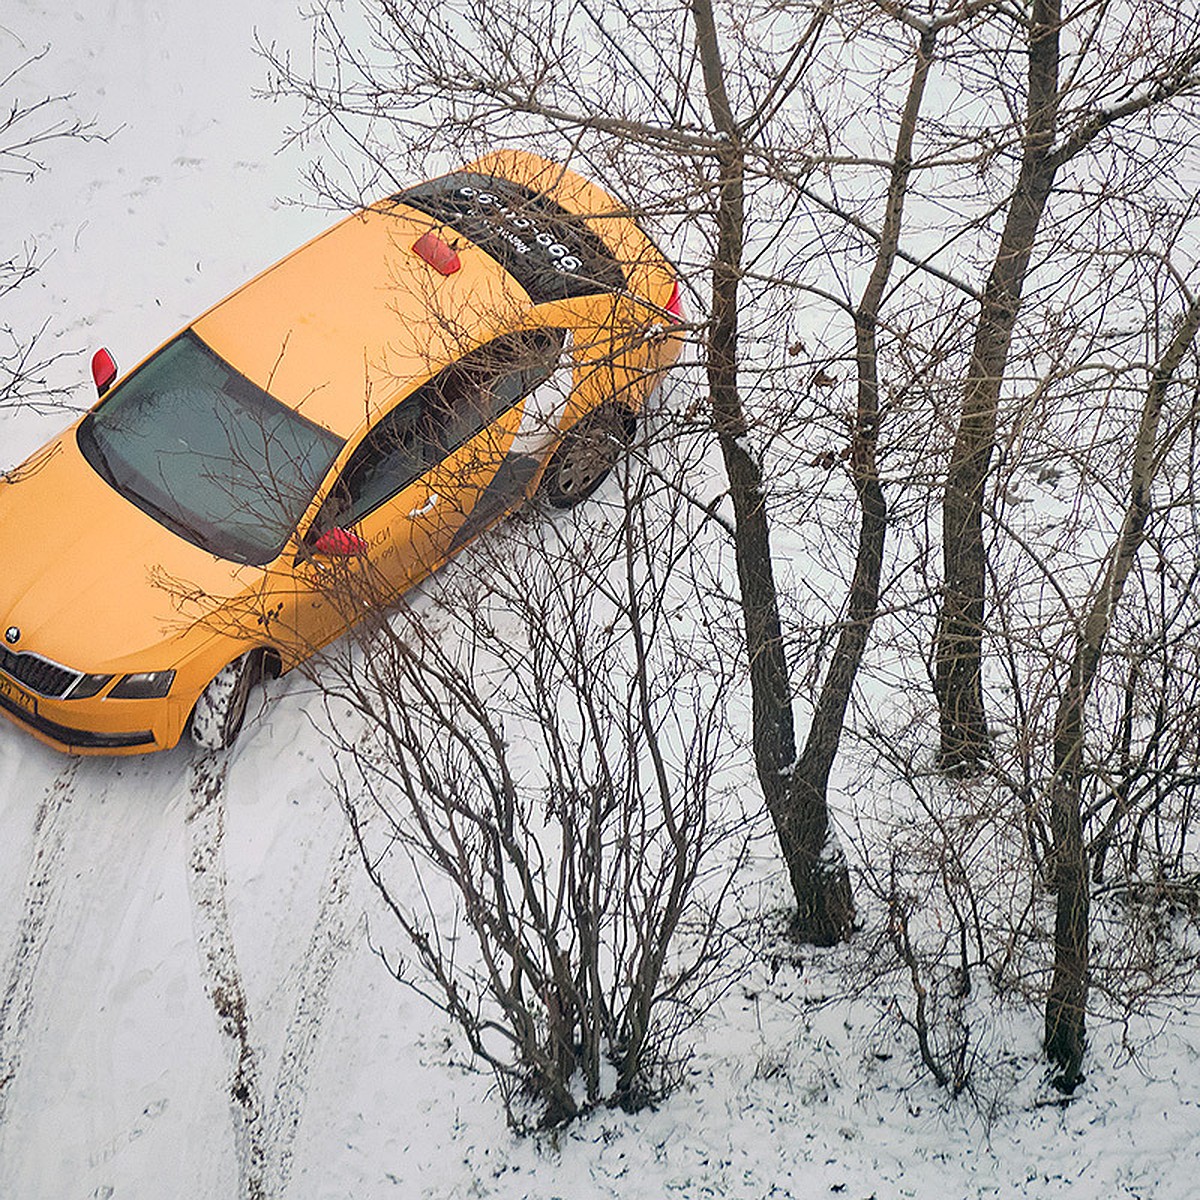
[4,627,19,645]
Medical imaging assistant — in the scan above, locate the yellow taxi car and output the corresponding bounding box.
[0,151,682,754]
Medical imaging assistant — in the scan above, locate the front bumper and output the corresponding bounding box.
[0,673,177,754]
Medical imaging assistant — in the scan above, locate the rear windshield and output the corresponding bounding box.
[395,172,626,303]
[78,332,343,565]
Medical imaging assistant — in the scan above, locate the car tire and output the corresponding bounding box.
[190,650,262,751]
[538,405,636,509]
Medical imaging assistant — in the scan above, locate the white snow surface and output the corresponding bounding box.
[2,3,1200,1198]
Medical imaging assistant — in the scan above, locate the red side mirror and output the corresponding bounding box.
[312,527,369,557]
[91,348,119,397]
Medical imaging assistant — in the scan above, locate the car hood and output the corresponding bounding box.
[0,429,261,673]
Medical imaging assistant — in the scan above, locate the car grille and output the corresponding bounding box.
[0,646,79,698]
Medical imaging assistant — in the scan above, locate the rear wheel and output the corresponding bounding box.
[538,405,635,509]
[190,650,263,750]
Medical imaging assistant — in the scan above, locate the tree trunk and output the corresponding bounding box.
[1045,290,1200,1089]
[788,24,937,943]
[691,0,855,940]
[934,0,1062,771]
[1045,685,1091,1090]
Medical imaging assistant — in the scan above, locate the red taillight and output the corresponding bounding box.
[666,280,684,321]
[412,231,461,276]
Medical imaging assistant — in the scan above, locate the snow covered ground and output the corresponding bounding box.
[3,2,1200,1197]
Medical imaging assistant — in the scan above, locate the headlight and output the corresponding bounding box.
[109,670,176,699]
[67,673,113,699]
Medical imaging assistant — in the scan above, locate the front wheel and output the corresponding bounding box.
[538,405,635,509]
[190,651,263,750]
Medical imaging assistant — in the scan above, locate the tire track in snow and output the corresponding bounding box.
[262,825,358,1198]
[186,755,268,1199]
[0,759,79,1130]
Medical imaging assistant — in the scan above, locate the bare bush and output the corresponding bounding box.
[310,438,746,1127]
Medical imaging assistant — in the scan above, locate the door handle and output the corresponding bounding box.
[407,493,439,519]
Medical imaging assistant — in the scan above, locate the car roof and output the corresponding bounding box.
[191,202,537,440]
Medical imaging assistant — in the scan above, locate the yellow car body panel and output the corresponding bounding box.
[0,151,682,754]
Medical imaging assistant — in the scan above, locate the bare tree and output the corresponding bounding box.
[687,0,862,942]
[763,0,1200,1086]
[259,0,879,941]
[1044,279,1200,1089]
[934,0,1200,771]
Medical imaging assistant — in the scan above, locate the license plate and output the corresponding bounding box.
[0,672,37,716]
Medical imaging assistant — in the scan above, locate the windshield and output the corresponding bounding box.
[78,332,344,565]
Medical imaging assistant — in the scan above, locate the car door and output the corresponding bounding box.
[439,328,572,553]
[281,329,565,653]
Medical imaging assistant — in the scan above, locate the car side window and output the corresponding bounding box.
[492,328,565,409]
[423,328,566,455]
[313,400,426,532]
[311,328,566,533]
